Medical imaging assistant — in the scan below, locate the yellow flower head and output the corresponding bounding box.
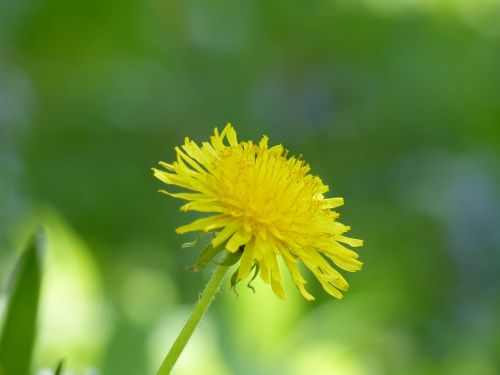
[153,124,363,300]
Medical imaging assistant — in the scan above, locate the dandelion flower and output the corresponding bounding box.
[152,123,363,300]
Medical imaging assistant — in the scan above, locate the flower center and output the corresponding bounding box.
[210,144,327,236]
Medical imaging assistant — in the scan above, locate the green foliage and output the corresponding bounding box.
[1,0,500,373]
[0,232,44,375]
[54,359,65,375]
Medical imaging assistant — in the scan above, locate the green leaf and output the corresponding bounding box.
[54,359,65,375]
[0,231,44,375]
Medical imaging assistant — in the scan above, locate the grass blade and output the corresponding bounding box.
[0,231,44,375]
[54,359,65,375]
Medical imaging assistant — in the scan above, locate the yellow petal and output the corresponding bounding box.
[176,214,229,234]
[337,235,364,247]
[237,238,256,280]
[282,252,315,301]
[159,189,207,201]
[324,197,344,208]
[226,229,252,253]
[224,123,238,146]
[268,252,286,300]
[211,222,239,247]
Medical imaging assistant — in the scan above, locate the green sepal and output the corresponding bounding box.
[216,248,243,266]
[246,263,260,293]
[181,235,204,249]
[188,242,225,272]
[229,260,259,297]
[230,269,241,298]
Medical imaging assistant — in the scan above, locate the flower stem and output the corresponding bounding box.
[156,263,230,375]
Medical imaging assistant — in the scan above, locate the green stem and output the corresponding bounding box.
[156,263,230,375]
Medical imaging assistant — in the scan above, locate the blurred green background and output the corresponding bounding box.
[1,0,500,374]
